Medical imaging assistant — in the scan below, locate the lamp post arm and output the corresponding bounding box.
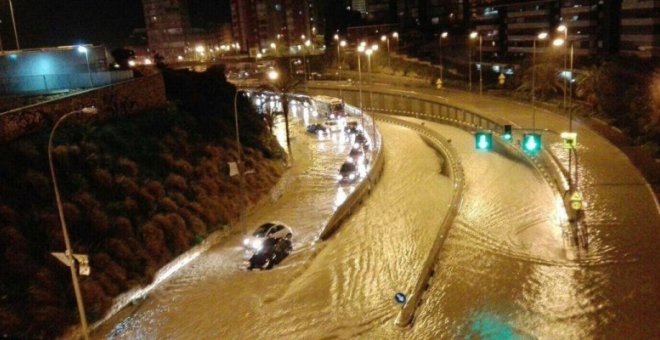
[48,109,90,339]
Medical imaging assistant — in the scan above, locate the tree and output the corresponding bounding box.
[257,59,301,162]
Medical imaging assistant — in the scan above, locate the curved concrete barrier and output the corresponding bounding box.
[318,105,385,240]
[374,114,465,328]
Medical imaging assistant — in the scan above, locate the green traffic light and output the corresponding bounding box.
[475,132,493,151]
[503,125,512,142]
[522,133,541,154]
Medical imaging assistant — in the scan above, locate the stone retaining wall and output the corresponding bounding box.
[0,74,167,144]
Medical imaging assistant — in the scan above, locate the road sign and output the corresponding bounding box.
[475,132,493,151]
[522,133,542,155]
[570,191,583,210]
[561,132,577,149]
[51,252,91,276]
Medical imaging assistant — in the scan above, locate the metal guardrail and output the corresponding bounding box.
[306,85,570,194]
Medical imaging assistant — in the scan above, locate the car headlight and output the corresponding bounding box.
[337,174,344,181]
[243,238,250,246]
[252,239,263,251]
[348,174,356,180]
[353,143,360,149]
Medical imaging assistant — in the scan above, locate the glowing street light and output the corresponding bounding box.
[439,32,449,85]
[267,69,279,81]
[531,31,548,130]
[469,31,482,95]
[49,106,99,340]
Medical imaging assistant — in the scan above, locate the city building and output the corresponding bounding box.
[619,0,660,59]
[142,0,191,62]
[231,0,315,55]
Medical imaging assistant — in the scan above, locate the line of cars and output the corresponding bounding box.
[243,96,372,271]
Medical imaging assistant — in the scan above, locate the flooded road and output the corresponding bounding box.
[391,118,659,339]
[95,101,453,338]
[95,99,658,339]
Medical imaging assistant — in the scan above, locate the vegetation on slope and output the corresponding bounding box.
[0,65,285,338]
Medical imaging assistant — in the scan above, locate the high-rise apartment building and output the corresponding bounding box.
[142,0,191,62]
[231,0,314,54]
[468,0,625,61]
[620,0,659,59]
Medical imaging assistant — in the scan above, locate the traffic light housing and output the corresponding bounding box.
[475,132,493,151]
[522,133,542,154]
[503,124,513,142]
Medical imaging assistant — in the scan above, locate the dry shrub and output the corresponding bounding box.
[79,141,98,156]
[204,145,221,158]
[187,202,205,217]
[63,202,81,226]
[154,213,191,254]
[179,208,206,235]
[125,237,156,280]
[165,173,188,191]
[117,157,139,177]
[139,222,170,264]
[0,226,33,278]
[89,208,110,235]
[80,279,112,319]
[72,192,100,211]
[27,280,60,307]
[115,175,139,196]
[0,205,18,224]
[144,181,166,200]
[160,152,176,167]
[173,159,194,176]
[113,217,133,237]
[199,176,220,195]
[106,238,135,267]
[15,141,41,163]
[169,192,189,207]
[195,158,220,177]
[158,197,178,212]
[24,170,51,197]
[93,252,128,293]
[190,182,207,197]
[29,305,68,337]
[92,168,114,189]
[124,196,139,213]
[135,187,156,211]
[0,306,22,336]
[51,145,70,168]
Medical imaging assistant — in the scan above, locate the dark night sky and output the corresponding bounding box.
[0,0,231,50]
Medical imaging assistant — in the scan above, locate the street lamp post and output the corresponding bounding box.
[553,36,576,191]
[233,81,247,235]
[532,32,548,130]
[558,24,569,111]
[381,35,391,69]
[439,32,448,85]
[49,106,98,340]
[303,39,311,89]
[357,44,365,123]
[366,48,374,106]
[469,31,477,92]
[77,46,93,88]
[9,0,19,49]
